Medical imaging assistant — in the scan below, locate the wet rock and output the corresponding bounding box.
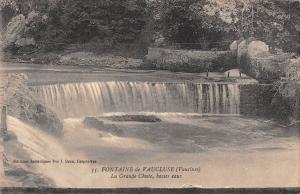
[3,131,17,142]
[84,117,104,128]
[5,164,55,187]
[83,117,123,136]
[109,115,161,123]
[31,103,63,136]
[5,166,27,177]
[103,124,123,136]
[6,74,63,136]
[22,173,55,187]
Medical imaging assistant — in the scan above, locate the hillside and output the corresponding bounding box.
[0,0,299,56]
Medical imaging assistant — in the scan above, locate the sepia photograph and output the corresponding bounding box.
[0,0,299,193]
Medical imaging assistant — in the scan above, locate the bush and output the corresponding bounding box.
[21,0,148,52]
[144,47,236,72]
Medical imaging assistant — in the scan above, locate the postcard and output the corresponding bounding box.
[0,0,299,193]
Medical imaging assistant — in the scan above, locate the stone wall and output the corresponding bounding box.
[240,84,275,117]
[295,96,300,122]
[244,53,295,83]
[235,39,297,83]
[143,47,237,73]
[58,52,142,69]
[235,39,299,124]
[240,83,299,124]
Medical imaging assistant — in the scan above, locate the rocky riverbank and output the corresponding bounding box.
[4,74,63,136]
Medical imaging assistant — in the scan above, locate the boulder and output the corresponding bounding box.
[109,115,161,122]
[238,38,296,82]
[3,14,26,47]
[237,40,248,64]
[237,39,270,62]
[6,74,63,136]
[247,41,270,58]
[230,40,238,54]
[15,37,35,47]
[83,117,123,136]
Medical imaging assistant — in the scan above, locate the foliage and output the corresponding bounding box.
[0,0,17,10]
[17,0,148,51]
[2,0,299,52]
[159,0,300,51]
[237,0,298,52]
[160,0,225,49]
[0,0,17,31]
[144,48,236,72]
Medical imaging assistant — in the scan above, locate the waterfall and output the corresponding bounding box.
[7,116,106,187]
[32,82,240,118]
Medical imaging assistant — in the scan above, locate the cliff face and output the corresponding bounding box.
[5,74,63,136]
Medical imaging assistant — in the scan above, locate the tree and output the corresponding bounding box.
[159,0,300,52]
[0,0,17,31]
[20,0,147,50]
[161,0,225,49]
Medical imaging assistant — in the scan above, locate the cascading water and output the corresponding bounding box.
[32,81,240,118]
